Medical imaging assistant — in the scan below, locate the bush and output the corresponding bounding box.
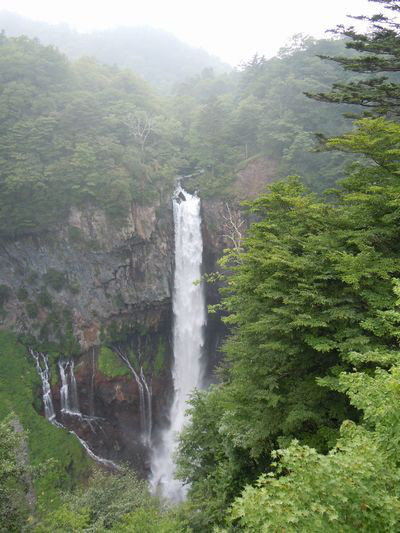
[98,346,130,378]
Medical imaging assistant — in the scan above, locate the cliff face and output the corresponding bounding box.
[0,202,174,349]
[0,157,276,470]
[0,200,176,469]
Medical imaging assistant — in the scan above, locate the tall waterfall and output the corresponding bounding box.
[151,185,206,500]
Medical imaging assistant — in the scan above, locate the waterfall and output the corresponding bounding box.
[141,366,152,445]
[89,347,96,416]
[70,360,80,412]
[150,185,206,500]
[29,349,56,423]
[29,348,118,470]
[58,360,80,415]
[115,347,152,447]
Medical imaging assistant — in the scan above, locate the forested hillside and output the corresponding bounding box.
[0,31,357,239]
[3,0,400,531]
[172,36,360,197]
[0,11,230,91]
[0,33,180,238]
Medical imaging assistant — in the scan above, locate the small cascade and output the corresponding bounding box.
[58,360,80,415]
[70,360,80,412]
[29,348,118,470]
[150,185,206,500]
[29,349,56,423]
[72,434,119,470]
[89,347,96,417]
[115,347,152,447]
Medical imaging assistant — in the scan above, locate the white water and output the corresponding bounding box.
[115,347,152,447]
[140,366,152,446]
[30,349,56,422]
[58,360,80,415]
[30,349,118,470]
[150,185,206,500]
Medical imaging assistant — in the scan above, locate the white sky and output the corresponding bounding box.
[0,0,380,65]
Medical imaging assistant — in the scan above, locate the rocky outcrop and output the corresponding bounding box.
[234,155,278,200]
[0,201,174,350]
[0,158,277,471]
[0,200,176,470]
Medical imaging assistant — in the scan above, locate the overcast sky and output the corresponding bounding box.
[0,0,380,65]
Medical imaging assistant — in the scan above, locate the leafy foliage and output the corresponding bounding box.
[177,117,400,529]
[35,467,182,532]
[228,427,400,532]
[0,34,178,238]
[227,315,400,532]
[173,37,359,195]
[0,416,27,532]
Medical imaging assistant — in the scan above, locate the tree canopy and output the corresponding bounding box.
[175,2,400,531]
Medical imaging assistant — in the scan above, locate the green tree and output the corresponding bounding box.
[177,118,400,529]
[307,0,400,116]
[35,467,151,532]
[0,416,28,532]
[226,284,400,531]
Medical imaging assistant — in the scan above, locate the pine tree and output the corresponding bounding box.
[306,0,400,116]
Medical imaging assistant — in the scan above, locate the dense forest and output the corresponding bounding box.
[0,29,358,239]
[3,0,400,531]
[0,11,230,92]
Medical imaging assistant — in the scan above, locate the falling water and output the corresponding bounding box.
[89,348,96,416]
[115,347,152,447]
[29,348,118,469]
[70,360,80,411]
[30,349,56,422]
[151,185,206,500]
[58,360,80,415]
[141,366,152,444]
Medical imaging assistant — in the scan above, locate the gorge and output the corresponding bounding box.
[1,181,222,488]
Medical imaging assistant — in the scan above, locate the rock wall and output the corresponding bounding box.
[0,201,174,349]
[0,199,176,469]
[0,157,277,470]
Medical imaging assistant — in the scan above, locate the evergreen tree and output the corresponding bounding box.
[307,0,400,116]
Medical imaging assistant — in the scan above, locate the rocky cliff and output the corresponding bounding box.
[0,201,174,349]
[0,199,176,469]
[0,156,277,471]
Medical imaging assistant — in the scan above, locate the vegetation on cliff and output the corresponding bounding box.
[0,332,90,528]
